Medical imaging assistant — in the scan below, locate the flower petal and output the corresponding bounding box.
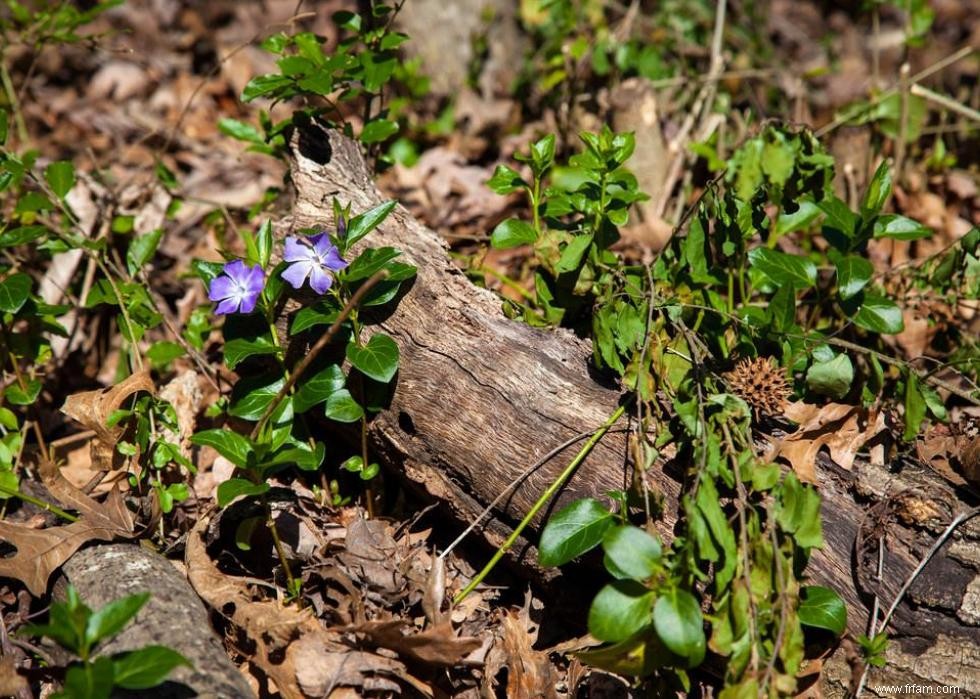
[223,259,249,282]
[283,237,314,263]
[322,246,348,272]
[238,291,259,314]
[281,260,313,290]
[243,265,266,294]
[308,265,333,295]
[208,275,235,302]
[215,297,240,315]
[309,233,331,258]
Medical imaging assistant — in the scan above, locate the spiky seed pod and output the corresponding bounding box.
[724,357,790,416]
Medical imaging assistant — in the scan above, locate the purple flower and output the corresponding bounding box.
[281,233,348,295]
[208,260,265,315]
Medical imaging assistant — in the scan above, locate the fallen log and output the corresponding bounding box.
[283,123,980,695]
[60,544,255,698]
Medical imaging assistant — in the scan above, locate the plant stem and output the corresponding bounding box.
[0,482,78,522]
[250,269,389,440]
[453,402,628,604]
[0,53,28,145]
[262,495,299,601]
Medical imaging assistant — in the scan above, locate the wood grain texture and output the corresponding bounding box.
[283,123,980,692]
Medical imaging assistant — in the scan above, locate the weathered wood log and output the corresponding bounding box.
[283,123,980,695]
[60,544,255,698]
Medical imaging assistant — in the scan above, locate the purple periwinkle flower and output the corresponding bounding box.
[208,260,265,315]
[281,233,348,295]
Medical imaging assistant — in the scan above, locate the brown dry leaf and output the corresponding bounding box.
[61,371,154,472]
[341,618,483,667]
[185,514,430,698]
[496,605,556,699]
[0,459,134,595]
[0,655,27,697]
[915,424,968,487]
[770,402,886,483]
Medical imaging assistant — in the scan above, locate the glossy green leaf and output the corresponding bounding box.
[112,645,192,690]
[491,218,537,249]
[555,235,592,273]
[539,498,613,567]
[190,429,254,468]
[602,525,662,581]
[873,214,931,241]
[346,200,397,248]
[60,657,114,699]
[360,118,399,144]
[45,160,75,198]
[345,246,401,281]
[835,255,873,300]
[294,364,345,413]
[223,336,279,370]
[85,592,149,646]
[0,224,47,248]
[229,374,285,421]
[653,587,705,666]
[798,585,847,635]
[861,160,891,221]
[324,389,364,423]
[346,334,399,383]
[747,248,816,288]
[217,478,270,507]
[126,229,163,275]
[5,378,41,405]
[851,294,904,334]
[806,353,853,399]
[588,580,654,642]
[486,164,526,194]
[904,372,927,441]
[0,272,31,313]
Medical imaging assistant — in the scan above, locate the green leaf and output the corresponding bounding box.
[229,374,285,421]
[294,364,345,413]
[0,272,32,313]
[45,161,75,198]
[346,200,397,248]
[59,658,114,699]
[218,117,265,144]
[777,473,824,549]
[835,255,873,300]
[653,587,706,666]
[798,585,847,635]
[873,214,931,241]
[486,165,526,194]
[851,294,904,334]
[904,372,927,441]
[555,235,592,273]
[5,378,40,405]
[601,525,661,581]
[490,219,537,249]
[768,283,796,332]
[217,478,270,507]
[146,341,185,370]
[538,498,613,567]
[588,580,655,642]
[85,592,149,647]
[775,201,821,235]
[345,246,401,281]
[112,645,192,690]
[126,229,163,275]
[190,429,254,468]
[291,302,339,334]
[861,160,891,221]
[324,389,364,422]
[360,118,399,144]
[346,334,399,383]
[223,336,279,370]
[747,248,816,288]
[241,73,292,102]
[806,353,853,399]
[0,224,47,248]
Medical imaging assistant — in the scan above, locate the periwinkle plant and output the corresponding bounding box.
[190,199,414,600]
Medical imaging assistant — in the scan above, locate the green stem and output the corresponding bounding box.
[0,53,28,146]
[453,402,628,604]
[262,495,299,601]
[0,482,78,523]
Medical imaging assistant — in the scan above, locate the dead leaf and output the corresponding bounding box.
[341,618,483,667]
[771,402,887,483]
[0,459,134,595]
[186,514,431,698]
[61,371,155,472]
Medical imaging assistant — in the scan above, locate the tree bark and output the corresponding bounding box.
[60,544,255,698]
[283,123,980,696]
